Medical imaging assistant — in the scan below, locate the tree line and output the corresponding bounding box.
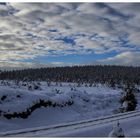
[0,65,140,86]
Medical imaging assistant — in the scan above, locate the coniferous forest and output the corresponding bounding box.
[0,65,140,86]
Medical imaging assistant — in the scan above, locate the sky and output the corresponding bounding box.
[0,3,140,69]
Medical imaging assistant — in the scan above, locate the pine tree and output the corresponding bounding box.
[120,85,137,112]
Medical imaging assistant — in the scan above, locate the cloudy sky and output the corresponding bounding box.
[0,3,140,69]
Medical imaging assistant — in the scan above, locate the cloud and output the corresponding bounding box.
[0,3,140,68]
[0,60,76,70]
[97,51,140,66]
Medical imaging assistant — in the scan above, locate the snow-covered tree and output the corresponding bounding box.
[120,86,137,112]
[108,122,125,137]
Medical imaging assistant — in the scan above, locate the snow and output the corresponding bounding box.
[57,112,140,137]
[1,110,140,137]
[0,80,140,137]
[108,122,125,137]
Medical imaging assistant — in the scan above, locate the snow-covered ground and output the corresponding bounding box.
[59,111,140,137]
[0,81,140,136]
[55,111,140,137]
[1,110,140,137]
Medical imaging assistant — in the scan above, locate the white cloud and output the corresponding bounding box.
[98,52,140,66]
[0,3,140,68]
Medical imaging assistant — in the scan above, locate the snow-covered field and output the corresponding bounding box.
[0,81,140,136]
[1,110,140,137]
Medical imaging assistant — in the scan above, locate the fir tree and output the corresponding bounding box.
[120,85,137,112]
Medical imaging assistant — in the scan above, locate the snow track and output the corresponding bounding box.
[1,110,140,137]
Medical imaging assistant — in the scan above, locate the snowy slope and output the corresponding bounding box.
[0,81,140,136]
[1,110,140,137]
[0,81,122,133]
